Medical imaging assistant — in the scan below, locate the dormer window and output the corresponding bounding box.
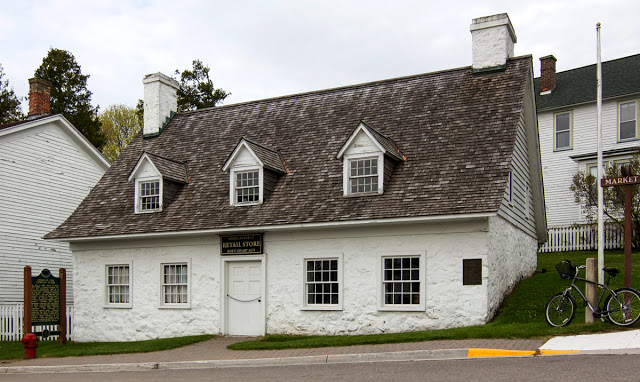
[139,179,161,211]
[235,170,260,204]
[337,122,405,197]
[223,138,287,206]
[128,152,188,214]
[349,157,379,194]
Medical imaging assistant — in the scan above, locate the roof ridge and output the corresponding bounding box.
[241,137,279,153]
[182,56,534,116]
[143,150,185,164]
[536,53,640,79]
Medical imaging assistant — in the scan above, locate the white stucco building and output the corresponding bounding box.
[47,14,547,342]
[0,78,109,304]
[535,54,640,228]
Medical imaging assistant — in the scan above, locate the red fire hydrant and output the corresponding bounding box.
[21,333,38,359]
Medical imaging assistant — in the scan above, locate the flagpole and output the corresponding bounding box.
[596,22,604,284]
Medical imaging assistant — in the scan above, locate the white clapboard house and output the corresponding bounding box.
[46,14,547,342]
[535,54,640,251]
[0,78,109,306]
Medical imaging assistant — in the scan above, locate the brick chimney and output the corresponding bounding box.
[28,78,52,118]
[539,55,557,94]
[470,13,517,73]
[142,73,179,137]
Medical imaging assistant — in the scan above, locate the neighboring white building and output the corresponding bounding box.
[47,14,547,342]
[535,54,640,228]
[0,78,109,304]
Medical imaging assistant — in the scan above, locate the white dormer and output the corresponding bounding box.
[337,122,404,197]
[222,138,286,206]
[128,152,188,213]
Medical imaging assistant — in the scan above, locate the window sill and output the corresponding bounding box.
[159,304,191,309]
[553,147,573,152]
[378,305,425,312]
[301,305,343,311]
[104,304,132,309]
[135,209,162,214]
[617,137,639,143]
[344,191,383,198]
[232,201,262,207]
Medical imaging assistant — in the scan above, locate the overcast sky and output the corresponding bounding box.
[2,0,639,113]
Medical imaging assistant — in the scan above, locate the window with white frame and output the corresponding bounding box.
[619,101,637,140]
[304,259,340,307]
[554,111,572,150]
[106,265,130,306]
[349,157,378,194]
[382,256,421,306]
[137,179,161,212]
[234,170,260,204]
[162,263,189,306]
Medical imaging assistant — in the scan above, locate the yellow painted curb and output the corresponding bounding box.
[467,348,536,358]
[537,349,581,355]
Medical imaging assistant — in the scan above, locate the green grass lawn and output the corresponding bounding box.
[0,335,213,361]
[2,250,638,358]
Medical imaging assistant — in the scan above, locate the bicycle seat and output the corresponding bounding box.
[603,267,620,277]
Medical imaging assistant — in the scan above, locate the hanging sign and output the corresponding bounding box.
[220,233,263,255]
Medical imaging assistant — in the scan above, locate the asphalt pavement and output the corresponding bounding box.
[2,330,640,375]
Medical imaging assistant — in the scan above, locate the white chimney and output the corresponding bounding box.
[470,13,517,72]
[142,73,180,137]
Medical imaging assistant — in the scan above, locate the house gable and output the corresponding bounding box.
[128,152,187,213]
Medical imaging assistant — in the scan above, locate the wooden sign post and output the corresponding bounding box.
[23,266,67,344]
[601,165,640,288]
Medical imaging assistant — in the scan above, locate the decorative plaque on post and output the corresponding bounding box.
[31,269,60,326]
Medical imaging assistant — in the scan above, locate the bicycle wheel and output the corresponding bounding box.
[545,293,576,327]
[605,288,640,326]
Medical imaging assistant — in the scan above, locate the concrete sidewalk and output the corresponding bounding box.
[2,331,639,374]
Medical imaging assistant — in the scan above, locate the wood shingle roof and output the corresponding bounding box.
[47,56,532,239]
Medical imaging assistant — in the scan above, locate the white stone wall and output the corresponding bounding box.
[486,215,537,319]
[70,216,538,341]
[265,221,491,335]
[71,236,220,342]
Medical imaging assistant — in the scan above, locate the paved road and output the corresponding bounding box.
[3,354,637,382]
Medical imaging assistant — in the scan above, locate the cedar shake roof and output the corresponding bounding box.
[138,152,189,184]
[47,56,532,239]
[228,138,287,174]
[534,53,640,110]
[342,122,405,162]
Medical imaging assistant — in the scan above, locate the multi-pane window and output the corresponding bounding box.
[305,259,339,305]
[235,171,259,204]
[106,265,130,304]
[349,158,378,194]
[555,112,571,149]
[139,180,160,211]
[162,263,188,304]
[382,257,420,305]
[619,101,637,140]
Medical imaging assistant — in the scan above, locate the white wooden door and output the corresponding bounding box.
[226,261,264,335]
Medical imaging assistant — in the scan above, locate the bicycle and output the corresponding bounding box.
[545,259,640,327]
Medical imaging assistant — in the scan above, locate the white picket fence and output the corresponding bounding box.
[0,304,73,341]
[539,224,625,253]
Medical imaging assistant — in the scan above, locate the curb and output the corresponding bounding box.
[0,347,544,374]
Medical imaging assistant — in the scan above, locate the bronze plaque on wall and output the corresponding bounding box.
[220,234,263,255]
[463,259,482,286]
